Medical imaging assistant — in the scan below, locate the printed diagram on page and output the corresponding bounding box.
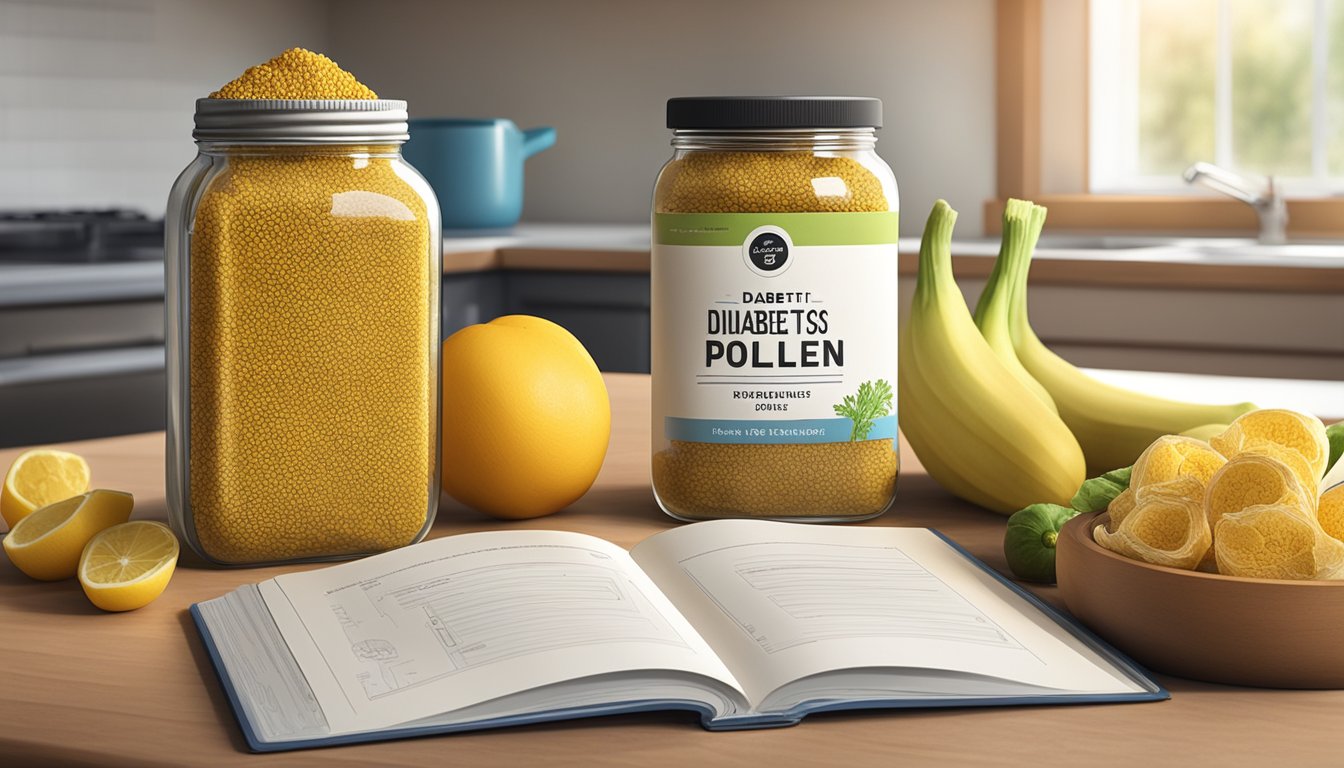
[332,555,691,699]
[679,542,1024,654]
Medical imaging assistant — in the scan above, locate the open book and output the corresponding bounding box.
[192,520,1165,751]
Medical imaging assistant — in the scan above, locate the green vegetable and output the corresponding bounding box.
[1004,503,1079,583]
[1069,465,1132,513]
[833,379,893,441]
[1327,422,1344,474]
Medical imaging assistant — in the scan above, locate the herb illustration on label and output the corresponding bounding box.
[832,379,893,441]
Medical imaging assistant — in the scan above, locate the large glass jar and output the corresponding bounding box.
[166,99,441,565]
[651,97,900,522]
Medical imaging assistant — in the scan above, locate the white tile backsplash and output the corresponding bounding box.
[0,0,329,216]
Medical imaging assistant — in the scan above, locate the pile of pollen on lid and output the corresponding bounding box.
[210,47,378,100]
[652,150,898,520]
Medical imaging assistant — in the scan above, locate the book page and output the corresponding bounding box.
[260,530,745,734]
[632,520,1145,709]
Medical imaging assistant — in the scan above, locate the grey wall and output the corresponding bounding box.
[0,0,331,215]
[329,0,997,235]
[0,0,998,233]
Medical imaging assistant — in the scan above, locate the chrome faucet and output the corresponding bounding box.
[1182,162,1288,244]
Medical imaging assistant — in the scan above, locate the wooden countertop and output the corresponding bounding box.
[443,223,1344,293]
[1,373,1339,767]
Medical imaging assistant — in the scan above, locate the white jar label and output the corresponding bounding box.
[652,212,900,445]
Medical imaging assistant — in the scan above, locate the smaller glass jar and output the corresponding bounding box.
[651,97,901,522]
[166,100,441,565]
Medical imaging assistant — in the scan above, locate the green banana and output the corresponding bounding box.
[898,200,1086,514]
[973,199,1056,413]
[1001,200,1259,475]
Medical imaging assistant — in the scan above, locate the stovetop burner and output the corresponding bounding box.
[0,208,164,264]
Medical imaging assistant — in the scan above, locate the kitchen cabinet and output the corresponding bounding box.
[442,271,506,337]
[442,270,649,373]
[0,259,167,447]
[501,272,650,373]
[0,347,164,448]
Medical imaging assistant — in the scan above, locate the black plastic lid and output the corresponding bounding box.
[666,96,882,130]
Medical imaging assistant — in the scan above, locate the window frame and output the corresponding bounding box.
[990,0,1344,237]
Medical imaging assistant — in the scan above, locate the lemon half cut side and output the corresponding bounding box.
[79,521,179,612]
[3,490,133,580]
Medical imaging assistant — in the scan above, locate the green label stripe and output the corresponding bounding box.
[655,212,899,246]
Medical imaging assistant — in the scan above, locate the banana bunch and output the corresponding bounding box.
[898,201,1085,513]
[900,199,1259,513]
[990,199,1257,475]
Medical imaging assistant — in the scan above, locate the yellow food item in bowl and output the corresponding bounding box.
[1233,441,1320,505]
[1210,409,1329,484]
[1097,440,1217,568]
[1319,483,1344,542]
[1205,453,1314,531]
[1104,487,1137,532]
[1097,413,1344,581]
[1139,475,1205,505]
[1130,435,1227,491]
[1095,492,1210,571]
[1214,503,1344,580]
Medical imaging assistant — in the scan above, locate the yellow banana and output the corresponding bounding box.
[898,201,1085,514]
[1002,201,1258,475]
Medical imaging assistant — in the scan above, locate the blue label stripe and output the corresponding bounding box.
[666,414,897,445]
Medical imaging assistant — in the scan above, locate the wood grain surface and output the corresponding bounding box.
[0,374,1338,767]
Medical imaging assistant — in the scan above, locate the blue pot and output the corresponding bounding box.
[403,118,556,230]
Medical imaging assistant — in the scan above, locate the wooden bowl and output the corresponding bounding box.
[1056,511,1344,688]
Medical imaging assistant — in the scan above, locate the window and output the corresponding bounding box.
[1090,0,1344,195]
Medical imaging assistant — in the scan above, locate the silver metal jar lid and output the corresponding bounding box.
[192,99,409,144]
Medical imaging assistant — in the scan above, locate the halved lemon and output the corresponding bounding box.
[3,490,133,580]
[79,521,179,612]
[2,449,91,528]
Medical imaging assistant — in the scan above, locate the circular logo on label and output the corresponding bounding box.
[742,226,793,277]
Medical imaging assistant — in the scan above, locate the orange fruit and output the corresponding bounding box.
[440,316,610,519]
